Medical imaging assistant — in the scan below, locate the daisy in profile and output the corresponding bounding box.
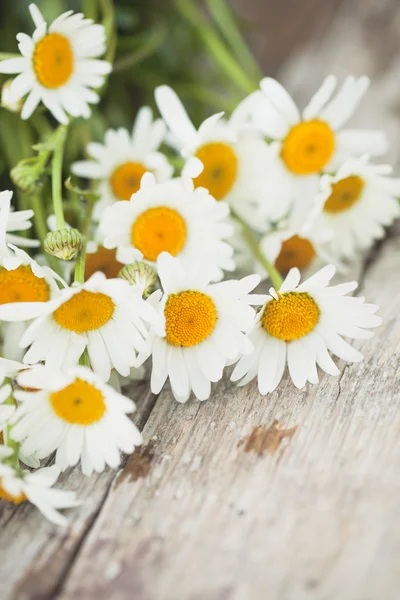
[72,107,173,220]
[100,173,235,282]
[155,85,271,231]
[0,193,62,323]
[12,365,143,476]
[0,3,111,123]
[0,449,78,526]
[84,242,125,281]
[0,190,38,249]
[259,192,333,276]
[314,156,400,259]
[142,253,262,403]
[231,265,381,393]
[245,76,387,214]
[19,273,156,381]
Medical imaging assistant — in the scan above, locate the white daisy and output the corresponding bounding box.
[259,191,333,277]
[314,156,400,259]
[231,265,381,393]
[155,85,271,231]
[0,3,112,124]
[0,190,39,249]
[142,253,263,403]
[241,76,388,217]
[0,451,78,526]
[18,272,156,381]
[0,194,62,323]
[72,107,173,220]
[100,172,235,282]
[11,365,143,476]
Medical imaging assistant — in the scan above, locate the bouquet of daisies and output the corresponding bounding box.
[0,3,397,525]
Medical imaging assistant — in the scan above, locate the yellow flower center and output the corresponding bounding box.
[110,162,148,201]
[280,120,335,175]
[194,142,238,200]
[85,247,123,281]
[262,292,319,341]
[275,235,316,274]
[131,206,187,262]
[323,175,364,213]
[49,378,106,425]
[33,33,74,89]
[165,291,217,347]
[0,265,50,305]
[0,478,26,504]
[53,290,115,333]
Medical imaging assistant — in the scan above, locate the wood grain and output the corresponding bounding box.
[1,0,400,598]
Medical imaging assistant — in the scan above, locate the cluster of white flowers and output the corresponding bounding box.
[0,4,396,525]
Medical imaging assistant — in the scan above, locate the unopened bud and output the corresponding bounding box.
[118,261,158,298]
[11,158,45,195]
[44,228,84,260]
[1,80,23,113]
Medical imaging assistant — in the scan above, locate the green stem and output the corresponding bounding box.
[205,0,262,81]
[231,209,283,289]
[0,53,20,60]
[100,0,117,64]
[74,248,86,284]
[174,0,256,94]
[3,385,20,471]
[83,0,98,20]
[51,125,68,230]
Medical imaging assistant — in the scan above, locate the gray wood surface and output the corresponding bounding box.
[1,0,400,598]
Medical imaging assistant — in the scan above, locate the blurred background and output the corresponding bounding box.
[0,0,399,212]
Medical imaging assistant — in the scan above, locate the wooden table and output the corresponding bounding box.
[1,0,399,598]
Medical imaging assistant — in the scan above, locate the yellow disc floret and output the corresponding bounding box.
[110,162,148,201]
[275,235,316,274]
[194,142,238,200]
[165,290,217,347]
[85,247,123,280]
[281,120,335,175]
[131,206,187,262]
[49,378,106,425]
[262,292,319,341]
[0,479,26,504]
[0,265,50,304]
[324,175,364,213]
[53,290,115,333]
[33,33,74,89]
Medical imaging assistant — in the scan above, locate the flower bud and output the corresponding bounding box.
[1,80,23,113]
[118,261,158,298]
[44,228,84,261]
[11,158,44,195]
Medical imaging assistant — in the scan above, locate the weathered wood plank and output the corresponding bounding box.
[55,229,400,600]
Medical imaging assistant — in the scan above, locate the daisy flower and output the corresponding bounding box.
[100,172,235,282]
[0,193,62,323]
[259,192,333,276]
[72,107,173,220]
[84,242,125,281]
[0,449,78,526]
[231,265,381,393]
[0,190,39,249]
[19,273,156,381]
[0,3,112,124]
[243,76,388,216]
[11,365,143,476]
[155,85,271,231]
[314,156,400,259]
[143,253,262,403]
